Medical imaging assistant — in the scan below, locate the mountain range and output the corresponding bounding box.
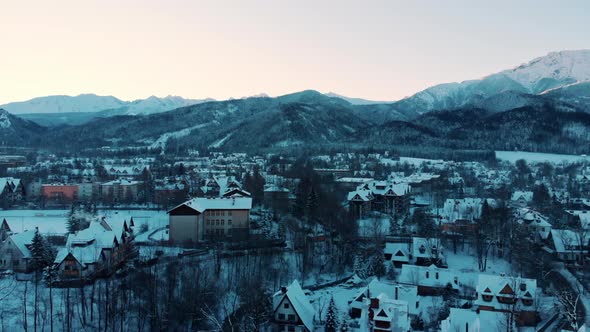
[2,49,590,154]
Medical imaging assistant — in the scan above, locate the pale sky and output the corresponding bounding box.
[1,0,589,104]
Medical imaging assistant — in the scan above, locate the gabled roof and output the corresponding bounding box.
[9,230,35,258]
[272,280,314,331]
[169,197,253,214]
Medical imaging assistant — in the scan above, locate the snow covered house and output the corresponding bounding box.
[168,196,252,244]
[200,175,243,197]
[437,198,486,237]
[271,280,314,332]
[511,191,533,208]
[383,237,445,268]
[398,264,463,295]
[0,229,35,272]
[514,208,552,242]
[384,242,410,268]
[349,279,419,318]
[104,165,149,178]
[565,210,590,231]
[53,217,134,281]
[100,179,143,203]
[474,274,537,326]
[0,177,24,205]
[0,218,11,241]
[440,308,516,332]
[347,180,411,219]
[548,229,589,263]
[367,294,411,332]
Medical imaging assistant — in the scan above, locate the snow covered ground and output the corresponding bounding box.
[0,209,69,234]
[0,209,169,240]
[495,150,589,164]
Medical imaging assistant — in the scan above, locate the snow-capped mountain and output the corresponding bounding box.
[0,94,213,115]
[1,94,127,114]
[114,95,215,115]
[324,92,393,105]
[396,50,590,113]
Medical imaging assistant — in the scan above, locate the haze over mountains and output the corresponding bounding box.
[2,49,590,154]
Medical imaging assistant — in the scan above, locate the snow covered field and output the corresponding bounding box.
[495,150,589,164]
[0,210,69,234]
[0,209,169,238]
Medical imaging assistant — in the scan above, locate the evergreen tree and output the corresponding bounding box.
[372,251,386,279]
[252,166,266,205]
[292,184,307,219]
[177,163,186,175]
[386,262,397,280]
[325,296,338,332]
[30,228,52,270]
[340,319,349,332]
[66,206,81,234]
[306,187,319,221]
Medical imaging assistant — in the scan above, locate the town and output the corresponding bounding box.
[0,148,588,331]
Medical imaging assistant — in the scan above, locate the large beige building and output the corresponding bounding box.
[168,197,252,244]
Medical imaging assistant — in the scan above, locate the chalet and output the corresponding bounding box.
[168,197,252,244]
[272,280,314,332]
[200,176,243,197]
[0,177,24,204]
[398,264,462,296]
[0,229,35,272]
[347,180,411,219]
[104,165,149,178]
[511,191,533,208]
[368,294,410,332]
[347,188,375,219]
[412,237,444,266]
[53,217,134,281]
[384,237,445,267]
[514,208,552,242]
[384,242,410,268]
[440,308,516,332]
[548,229,589,263]
[474,274,537,326]
[350,279,419,318]
[439,198,483,236]
[565,210,590,230]
[0,218,11,241]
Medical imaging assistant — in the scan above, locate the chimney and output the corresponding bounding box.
[370,297,379,309]
[281,286,287,293]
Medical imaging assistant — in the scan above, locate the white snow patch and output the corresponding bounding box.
[208,133,233,148]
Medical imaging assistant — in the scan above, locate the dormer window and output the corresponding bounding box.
[520,283,526,291]
[419,245,426,254]
[482,294,493,302]
[426,271,429,278]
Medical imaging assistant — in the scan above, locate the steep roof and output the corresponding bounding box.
[272,280,314,331]
[169,197,253,213]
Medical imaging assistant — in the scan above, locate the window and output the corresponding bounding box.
[228,220,232,226]
[288,314,295,321]
[228,211,232,216]
[284,303,290,309]
[426,271,429,278]
[482,294,493,302]
[288,326,295,332]
[435,272,439,279]
[278,313,285,320]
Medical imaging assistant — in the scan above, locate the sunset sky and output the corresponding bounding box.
[1,0,589,104]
